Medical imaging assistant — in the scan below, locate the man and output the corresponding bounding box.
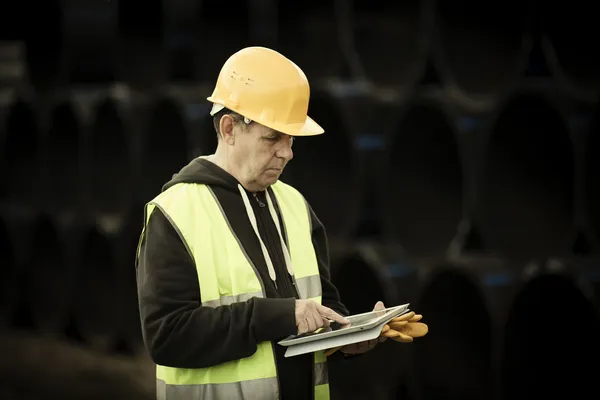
[136,46,386,400]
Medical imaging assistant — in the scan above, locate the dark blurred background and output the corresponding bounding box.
[1,0,600,399]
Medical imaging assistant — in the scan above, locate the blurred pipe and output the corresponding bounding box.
[162,0,201,82]
[0,329,155,399]
[414,267,493,400]
[72,223,120,352]
[583,107,600,244]
[196,0,250,82]
[478,92,575,260]
[277,0,347,82]
[86,96,132,216]
[24,0,66,90]
[1,98,41,206]
[328,241,414,400]
[116,0,167,90]
[380,98,463,258]
[164,83,215,158]
[0,41,27,106]
[40,101,82,213]
[116,208,146,355]
[351,0,430,89]
[334,0,364,80]
[540,2,600,101]
[25,214,72,337]
[501,269,600,399]
[432,0,533,109]
[0,215,17,327]
[139,96,190,205]
[196,104,218,156]
[248,0,278,48]
[330,243,404,314]
[280,90,362,243]
[61,0,118,84]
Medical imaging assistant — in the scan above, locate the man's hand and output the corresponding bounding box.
[295,299,350,335]
[338,301,386,355]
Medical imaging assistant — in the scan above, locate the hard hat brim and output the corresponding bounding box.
[207,101,324,137]
[297,115,325,136]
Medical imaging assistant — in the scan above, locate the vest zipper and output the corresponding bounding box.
[253,193,266,207]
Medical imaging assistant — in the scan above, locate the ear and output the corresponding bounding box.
[219,115,236,145]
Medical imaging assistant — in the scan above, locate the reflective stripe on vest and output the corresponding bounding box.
[140,180,329,400]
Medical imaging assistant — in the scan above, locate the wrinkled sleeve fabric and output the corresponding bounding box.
[136,207,297,369]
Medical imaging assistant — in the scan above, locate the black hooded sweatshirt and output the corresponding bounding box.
[136,157,350,400]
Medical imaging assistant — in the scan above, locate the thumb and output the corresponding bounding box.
[373,301,386,317]
[318,305,350,324]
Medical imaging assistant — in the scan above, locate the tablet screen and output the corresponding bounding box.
[287,306,404,340]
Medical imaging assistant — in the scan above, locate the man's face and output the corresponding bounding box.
[229,119,294,191]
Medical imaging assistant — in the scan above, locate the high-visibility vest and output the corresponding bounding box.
[139,180,329,400]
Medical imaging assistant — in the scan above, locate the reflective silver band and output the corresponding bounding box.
[296,274,322,299]
[201,275,321,308]
[157,377,279,400]
[202,291,263,308]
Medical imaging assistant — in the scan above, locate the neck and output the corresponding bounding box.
[208,146,264,193]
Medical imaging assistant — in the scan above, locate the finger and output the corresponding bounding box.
[392,331,414,343]
[321,317,331,328]
[307,316,317,333]
[391,333,413,343]
[405,322,429,337]
[312,313,323,331]
[392,311,415,323]
[381,324,390,334]
[315,313,326,328]
[360,341,370,352]
[355,342,366,353]
[318,305,350,324]
[409,314,423,322]
[389,321,408,330]
[301,317,311,334]
[319,307,350,325]
[373,301,386,316]
[297,319,307,334]
[381,329,401,338]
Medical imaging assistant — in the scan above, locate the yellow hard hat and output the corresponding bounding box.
[207,46,324,136]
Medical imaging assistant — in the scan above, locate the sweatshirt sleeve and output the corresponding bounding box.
[307,203,350,317]
[136,207,298,369]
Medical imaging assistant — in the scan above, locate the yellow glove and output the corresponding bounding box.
[324,311,428,356]
[380,311,428,343]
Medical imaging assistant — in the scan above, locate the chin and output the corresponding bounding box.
[263,176,279,187]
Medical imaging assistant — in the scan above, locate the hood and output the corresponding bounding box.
[161,156,294,289]
[162,157,241,193]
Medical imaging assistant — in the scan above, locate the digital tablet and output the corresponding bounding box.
[278,303,410,347]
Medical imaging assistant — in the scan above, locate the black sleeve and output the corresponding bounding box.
[307,203,350,317]
[136,208,298,369]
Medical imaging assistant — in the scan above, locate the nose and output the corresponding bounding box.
[276,136,294,161]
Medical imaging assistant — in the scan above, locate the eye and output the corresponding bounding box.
[263,134,280,142]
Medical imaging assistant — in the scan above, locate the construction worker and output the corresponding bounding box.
[135,47,426,400]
